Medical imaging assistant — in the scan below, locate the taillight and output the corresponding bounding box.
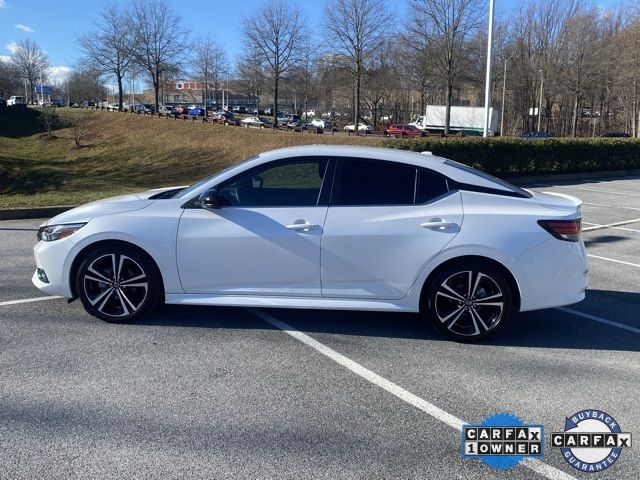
[537,219,581,242]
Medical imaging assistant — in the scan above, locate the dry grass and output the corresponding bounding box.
[0,108,379,207]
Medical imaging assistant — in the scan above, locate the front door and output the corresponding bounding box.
[177,157,332,296]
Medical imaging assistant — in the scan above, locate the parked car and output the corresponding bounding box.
[157,105,175,116]
[386,124,425,137]
[122,102,139,112]
[600,131,630,138]
[287,120,322,133]
[7,95,26,106]
[520,131,551,139]
[232,106,247,114]
[0,98,6,107]
[210,111,237,123]
[136,104,156,114]
[344,123,373,133]
[310,118,333,129]
[32,145,587,342]
[241,116,272,128]
[68,102,80,108]
[81,101,95,108]
[173,105,189,115]
[188,106,205,116]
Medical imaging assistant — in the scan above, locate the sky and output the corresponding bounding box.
[0,0,627,86]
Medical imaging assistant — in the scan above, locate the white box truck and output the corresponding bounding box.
[409,105,499,136]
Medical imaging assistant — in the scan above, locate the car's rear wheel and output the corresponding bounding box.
[425,262,512,342]
[75,245,162,323]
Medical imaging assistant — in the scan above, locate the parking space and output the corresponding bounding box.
[1,176,638,479]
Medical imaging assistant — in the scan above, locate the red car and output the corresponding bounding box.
[385,124,425,137]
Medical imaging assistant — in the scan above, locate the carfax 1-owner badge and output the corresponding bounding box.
[462,413,544,469]
[552,409,632,472]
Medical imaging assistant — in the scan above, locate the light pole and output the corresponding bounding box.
[537,69,544,132]
[500,57,508,136]
[482,0,495,138]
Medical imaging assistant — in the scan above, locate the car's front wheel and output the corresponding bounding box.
[76,245,162,323]
[425,262,512,342]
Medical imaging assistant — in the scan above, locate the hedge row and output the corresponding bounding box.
[380,137,640,177]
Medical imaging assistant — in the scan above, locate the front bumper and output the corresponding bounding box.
[32,238,76,298]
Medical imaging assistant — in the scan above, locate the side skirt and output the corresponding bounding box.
[164,294,419,312]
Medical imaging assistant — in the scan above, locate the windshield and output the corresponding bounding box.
[444,159,532,198]
[173,155,260,199]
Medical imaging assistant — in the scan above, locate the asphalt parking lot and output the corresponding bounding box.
[0,176,638,479]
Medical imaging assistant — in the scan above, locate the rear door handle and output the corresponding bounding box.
[286,222,320,231]
[421,219,456,230]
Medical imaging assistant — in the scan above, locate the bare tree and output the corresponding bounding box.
[39,107,59,138]
[66,113,91,147]
[0,58,21,98]
[66,69,107,104]
[77,2,135,111]
[192,37,229,116]
[132,0,189,110]
[324,0,392,131]
[409,0,483,134]
[11,39,49,104]
[237,48,266,112]
[244,0,307,125]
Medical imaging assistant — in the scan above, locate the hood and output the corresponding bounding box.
[44,186,186,226]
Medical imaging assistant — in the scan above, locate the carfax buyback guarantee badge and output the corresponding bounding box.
[462,413,544,469]
[552,409,632,472]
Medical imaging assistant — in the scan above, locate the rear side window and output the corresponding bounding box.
[416,168,449,203]
[332,158,417,206]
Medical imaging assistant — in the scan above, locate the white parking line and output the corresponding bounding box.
[583,202,640,211]
[582,217,640,233]
[250,308,578,480]
[0,296,61,307]
[583,222,640,233]
[587,254,640,268]
[556,185,640,197]
[558,307,640,335]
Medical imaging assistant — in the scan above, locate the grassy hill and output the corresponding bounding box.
[0,108,377,207]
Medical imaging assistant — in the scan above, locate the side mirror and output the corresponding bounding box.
[198,188,220,209]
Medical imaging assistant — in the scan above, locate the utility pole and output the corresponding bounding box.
[482,0,495,138]
[500,58,508,136]
[537,69,544,132]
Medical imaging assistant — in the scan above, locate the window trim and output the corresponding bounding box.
[329,157,450,207]
[187,156,334,209]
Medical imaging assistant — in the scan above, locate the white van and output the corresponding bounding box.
[7,95,26,106]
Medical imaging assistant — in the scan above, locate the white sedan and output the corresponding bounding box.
[343,123,373,132]
[240,116,272,128]
[32,146,587,341]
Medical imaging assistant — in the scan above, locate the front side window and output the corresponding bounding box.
[218,158,329,207]
[332,158,417,206]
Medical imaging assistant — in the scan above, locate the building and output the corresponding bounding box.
[141,80,253,108]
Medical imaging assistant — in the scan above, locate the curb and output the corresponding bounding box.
[0,205,77,221]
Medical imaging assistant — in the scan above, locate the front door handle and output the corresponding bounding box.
[421,218,456,230]
[286,222,320,231]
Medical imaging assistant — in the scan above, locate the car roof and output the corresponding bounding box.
[258,145,447,166]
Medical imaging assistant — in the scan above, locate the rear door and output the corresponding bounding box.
[321,158,463,300]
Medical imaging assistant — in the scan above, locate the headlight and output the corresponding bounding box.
[37,223,86,242]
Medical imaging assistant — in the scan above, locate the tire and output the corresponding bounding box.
[75,245,162,323]
[425,261,512,342]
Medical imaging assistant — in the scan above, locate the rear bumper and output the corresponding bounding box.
[512,238,588,312]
